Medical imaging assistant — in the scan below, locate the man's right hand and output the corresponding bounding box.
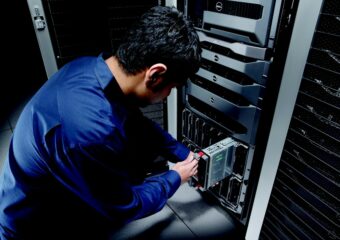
[171,155,198,184]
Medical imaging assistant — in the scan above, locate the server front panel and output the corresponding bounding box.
[178,0,286,224]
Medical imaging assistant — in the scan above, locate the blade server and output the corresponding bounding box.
[178,0,283,224]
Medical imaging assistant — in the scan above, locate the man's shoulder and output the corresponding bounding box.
[67,55,97,65]
[60,94,117,145]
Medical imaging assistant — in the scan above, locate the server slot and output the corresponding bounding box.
[227,177,242,207]
[233,144,248,177]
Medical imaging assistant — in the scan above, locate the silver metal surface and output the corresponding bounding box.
[165,0,176,7]
[27,0,58,77]
[187,82,259,124]
[165,0,178,139]
[202,49,270,85]
[203,0,276,46]
[166,90,178,139]
[196,68,264,106]
[197,31,268,60]
[268,0,283,48]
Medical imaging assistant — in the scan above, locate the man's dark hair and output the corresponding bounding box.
[115,6,201,85]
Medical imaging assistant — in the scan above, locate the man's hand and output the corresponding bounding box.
[171,152,198,184]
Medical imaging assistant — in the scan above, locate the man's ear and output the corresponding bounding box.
[145,63,167,89]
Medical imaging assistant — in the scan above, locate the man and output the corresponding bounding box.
[0,6,201,240]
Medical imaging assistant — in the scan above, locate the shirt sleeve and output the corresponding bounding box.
[51,142,181,224]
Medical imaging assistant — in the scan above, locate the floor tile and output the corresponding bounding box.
[109,204,196,240]
[167,183,244,239]
[0,129,13,170]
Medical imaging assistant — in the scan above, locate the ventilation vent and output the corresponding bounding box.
[43,0,161,66]
[43,0,110,66]
[207,0,263,20]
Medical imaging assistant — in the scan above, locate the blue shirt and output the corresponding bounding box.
[0,54,189,239]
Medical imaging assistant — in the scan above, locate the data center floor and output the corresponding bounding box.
[110,182,245,239]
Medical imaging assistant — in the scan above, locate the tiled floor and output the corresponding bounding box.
[110,182,244,239]
[0,97,244,239]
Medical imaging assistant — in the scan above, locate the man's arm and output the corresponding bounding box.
[50,142,197,224]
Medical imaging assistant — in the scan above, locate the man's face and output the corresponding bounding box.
[138,64,187,107]
[137,81,181,107]
[148,82,179,104]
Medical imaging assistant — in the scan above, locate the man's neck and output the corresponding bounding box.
[105,56,145,97]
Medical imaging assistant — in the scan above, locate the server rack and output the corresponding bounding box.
[27,0,339,239]
[27,0,167,129]
[180,0,339,239]
[258,0,340,239]
[176,0,294,225]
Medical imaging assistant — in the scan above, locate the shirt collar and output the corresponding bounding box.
[94,52,115,90]
[94,53,140,113]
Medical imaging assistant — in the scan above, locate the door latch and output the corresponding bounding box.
[32,6,46,31]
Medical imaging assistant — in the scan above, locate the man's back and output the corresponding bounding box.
[0,56,123,239]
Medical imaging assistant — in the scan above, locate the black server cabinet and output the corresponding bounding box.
[37,0,167,128]
[260,0,340,239]
[177,0,296,225]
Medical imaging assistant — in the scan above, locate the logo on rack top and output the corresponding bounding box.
[216,2,223,12]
